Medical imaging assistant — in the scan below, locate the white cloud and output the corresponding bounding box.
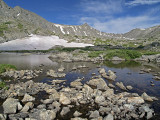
[80,16,159,33]
[81,0,123,14]
[126,0,160,6]
[79,0,160,33]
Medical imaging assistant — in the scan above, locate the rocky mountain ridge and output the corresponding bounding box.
[0,0,160,45]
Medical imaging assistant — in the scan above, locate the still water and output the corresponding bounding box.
[0,53,160,116]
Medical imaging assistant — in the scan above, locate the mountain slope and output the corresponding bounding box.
[124,25,160,40]
[0,0,118,43]
[0,0,160,46]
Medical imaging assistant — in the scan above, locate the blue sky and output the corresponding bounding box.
[4,0,160,33]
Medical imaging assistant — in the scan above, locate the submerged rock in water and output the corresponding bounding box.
[51,80,66,84]
[126,85,133,90]
[141,92,153,102]
[108,70,117,81]
[116,82,127,90]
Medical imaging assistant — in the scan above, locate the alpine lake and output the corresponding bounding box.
[0,52,160,120]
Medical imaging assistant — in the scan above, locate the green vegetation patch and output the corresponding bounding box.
[142,51,160,55]
[0,64,17,74]
[105,49,142,60]
[18,23,23,29]
[0,81,8,90]
[0,23,9,37]
[88,51,104,58]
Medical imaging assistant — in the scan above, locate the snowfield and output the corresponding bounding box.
[0,35,94,50]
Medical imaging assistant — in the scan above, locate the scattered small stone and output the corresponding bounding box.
[89,110,100,118]
[60,107,70,116]
[73,111,82,117]
[154,76,160,80]
[103,114,114,120]
[126,85,133,90]
[150,81,153,83]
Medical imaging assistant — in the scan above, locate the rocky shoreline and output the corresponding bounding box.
[48,51,160,65]
[0,67,158,120]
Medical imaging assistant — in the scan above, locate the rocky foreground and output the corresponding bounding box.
[0,67,158,120]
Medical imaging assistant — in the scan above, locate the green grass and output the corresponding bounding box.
[104,49,142,60]
[18,23,23,29]
[142,51,160,55]
[0,81,8,90]
[0,64,17,74]
[0,23,9,37]
[4,21,12,24]
[88,51,104,58]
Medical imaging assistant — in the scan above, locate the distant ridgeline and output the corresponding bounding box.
[0,0,160,47]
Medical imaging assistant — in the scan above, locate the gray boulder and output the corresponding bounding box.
[0,114,7,120]
[95,96,105,104]
[87,78,109,90]
[73,111,82,117]
[141,92,153,102]
[108,70,117,81]
[22,93,35,102]
[89,110,100,118]
[59,93,71,105]
[21,102,34,112]
[60,107,70,116]
[103,114,114,120]
[29,109,56,120]
[116,82,127,90]
[3,98,22,114]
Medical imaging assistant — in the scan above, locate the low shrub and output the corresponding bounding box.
[105,50,142,60]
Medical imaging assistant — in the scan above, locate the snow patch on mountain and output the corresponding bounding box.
[0,35,93,50]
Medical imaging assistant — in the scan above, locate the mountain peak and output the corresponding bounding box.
[0,0,10,9]
[82,23,90,27]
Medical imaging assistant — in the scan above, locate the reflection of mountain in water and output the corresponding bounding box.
[0,53,56,69]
